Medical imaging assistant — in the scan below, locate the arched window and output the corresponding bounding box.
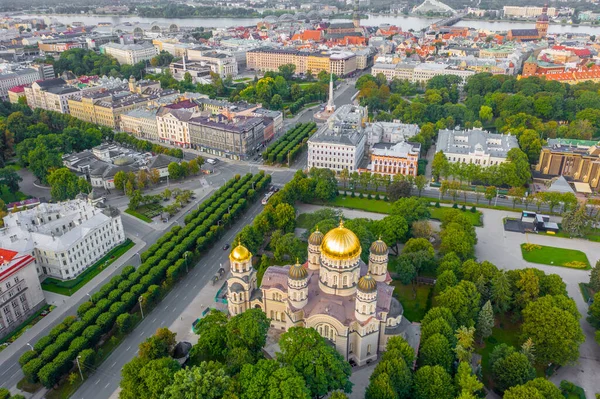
[333,275,338,286]
[367,344,372,355]
[343,275,348,287]
[270,310,274,319]
[362,304,366,313]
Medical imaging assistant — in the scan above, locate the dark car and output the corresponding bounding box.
[498,194,508,199]
[223,244,230,250]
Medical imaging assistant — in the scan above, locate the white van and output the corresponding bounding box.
[206,158,217,165]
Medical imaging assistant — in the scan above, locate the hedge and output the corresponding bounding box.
[263,122,316,164]
[21,172,271,388]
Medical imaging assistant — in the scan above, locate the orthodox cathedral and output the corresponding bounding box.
[226,221,419,366]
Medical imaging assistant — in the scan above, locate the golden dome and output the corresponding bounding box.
[288,260,308,280]
[230,241,251,262]
[370,239,388,256]
[320,220,362,260]
[358,274,377,293]
[308,227,324,246]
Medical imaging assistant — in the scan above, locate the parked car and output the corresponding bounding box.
[222,244,230,250]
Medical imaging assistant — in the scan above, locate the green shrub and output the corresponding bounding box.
[470,206,477,213]
[435,202,440,208]
[19,350,37,367]
[452,203,458,209]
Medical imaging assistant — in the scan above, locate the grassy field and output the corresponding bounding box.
[125,208,153,223]
[326,197,482,226]
[520,244,591,269]
[136,203,164,219]
[475,314,522,387]
[328,196,393,214]
[41,239,134,296]
[390,280,432,322]
[429,206,482,227]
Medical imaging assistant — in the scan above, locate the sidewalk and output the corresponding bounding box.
[0,238,147,366]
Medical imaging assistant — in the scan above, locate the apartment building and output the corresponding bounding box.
[0,68,41,99]
[169,59,211,83]
[119,108,159,140]
[0,250,46,341]
[246,47,359,76]
[156,107,201,147]
[188,115,264,160]
[503,5,557,18]
[100,42,157,65]
[24,78,80,114]
[307,105,368,172]
[0,200,125,281]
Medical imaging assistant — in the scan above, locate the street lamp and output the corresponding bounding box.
[139,296,144,319]
[76,356,84,381]
[184,252,189,274]
[26,342,33,351]
[135,252,141,264]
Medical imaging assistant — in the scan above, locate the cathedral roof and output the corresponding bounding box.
[308,227,324,245]
[288,261,308,280]
[358,274,377,293]
[230,241,251,262]
[320,220,362,260]
[369,239,388,256]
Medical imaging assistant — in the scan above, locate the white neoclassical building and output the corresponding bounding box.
[226,222,419,366]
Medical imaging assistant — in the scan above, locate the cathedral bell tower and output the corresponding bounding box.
[227,241,255,316]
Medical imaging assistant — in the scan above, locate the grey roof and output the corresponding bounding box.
[148,154,180,170]
[309,105,366,147]
[436,128,518,159]
[229,282,244,293]
[548,176,575,194]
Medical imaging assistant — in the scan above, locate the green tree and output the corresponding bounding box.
[413,365,455,399]
[454,326,475,363]
[503,378,563,399]
[455,361,483,395]
[274,203,296,233]
[476,300,494,342]
[278,64,296,80]
[168,162,183,179]
[436,281,480,327]
[561,205,591,237]
[138,327,177,360]
[114,170,127,191]
[239,358,310,399]
[521,295,584,366]
[391,197,430,224]
[490,347,535,393]
[226,309,270,361]
[189,310,227,364]
[162,361,232,399]
[365,373,396,399]
[48,167,82,201]
[589,260,600,292]
[431,151,449,181]
[518,129,543,164]
[0,167,22,192]
[479,105,493,122]
[419,333,453,372]
[490,271,512,313]
[484,186,497,205]
[277,326,352,398]
[120,357,181,399]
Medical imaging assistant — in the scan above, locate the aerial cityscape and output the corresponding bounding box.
[0,0,600,398]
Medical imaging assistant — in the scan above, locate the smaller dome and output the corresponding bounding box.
[113,155,134,166]
[370,239,388,256]
[288,261,308,280]
[358,274,377,293]
[230,241,251,262]
[308,227,324,245]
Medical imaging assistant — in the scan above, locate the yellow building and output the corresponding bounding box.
[307,54,331,74]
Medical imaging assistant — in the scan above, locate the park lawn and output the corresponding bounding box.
[390,280,432,322]
[429,206,482,227]
[520,244,591,269]
[41,239,134,296]
[476,314,522,387]
[125,208,153,223]
[296,213,313,229]
[328,196,392,214]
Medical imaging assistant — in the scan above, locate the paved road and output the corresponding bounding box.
[0,162,294,394]
[73,196,268,399]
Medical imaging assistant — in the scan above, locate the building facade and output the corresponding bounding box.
[0,68,41,99]
[0,250,46,340]
[436,128,519,166]
[535,139,600,191]
[119,108,160,140]
[24,79,80,114]
[100,42,158,65]
[363,141,421,177]
[246,48,359,76]
[307,105,368,172]
[186,48,238,78]
[188,115,264,160]
[0,200,126,281]
[156,107,198,147]
[226,223,419,366]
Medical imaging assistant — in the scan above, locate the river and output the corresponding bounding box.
[12,13,600,34]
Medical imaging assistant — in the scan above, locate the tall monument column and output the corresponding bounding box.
[325,73,336,113]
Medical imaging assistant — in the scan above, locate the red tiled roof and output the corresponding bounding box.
[8,85,25,93]
[165,100,197,110]
[0,249,18,262]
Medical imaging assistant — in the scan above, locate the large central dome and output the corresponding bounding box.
[320,220,361,260]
